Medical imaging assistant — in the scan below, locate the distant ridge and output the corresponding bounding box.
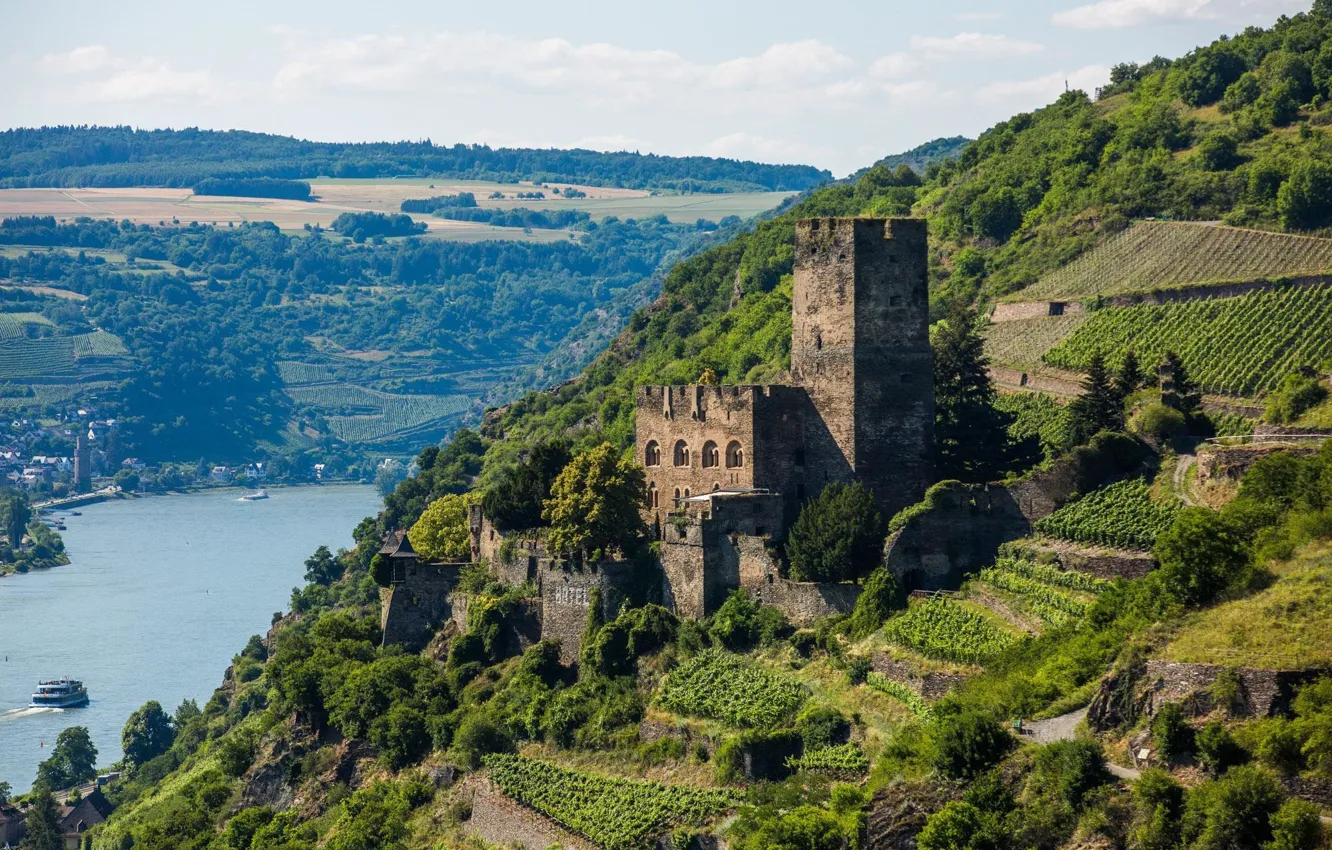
[0,125,832,193]
[864,136,971,177]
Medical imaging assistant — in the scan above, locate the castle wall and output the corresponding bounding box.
[791,217,933,518]
[636,385,762,529]
[380,562,462,649]
[538,560,634,663]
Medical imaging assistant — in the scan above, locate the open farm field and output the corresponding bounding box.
[1021,221,1332,300]
[0,180,793,240]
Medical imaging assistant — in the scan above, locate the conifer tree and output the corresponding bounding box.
[932,301,1013,482]
[1165,351,1201,413]
[19,785,63,850]
[1115,350,1145,399]
[1069,353,1125,444]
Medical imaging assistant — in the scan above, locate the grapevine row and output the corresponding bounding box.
[483,753,737,850]
[865,672,933,720]
[1033,478,1178,551]
[656,649,808,727]
[881,598,1018,665]
[785,743,870,775]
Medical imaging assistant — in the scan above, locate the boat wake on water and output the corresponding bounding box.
[0,706,65,722]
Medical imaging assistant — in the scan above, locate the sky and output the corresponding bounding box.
[1,0,1318,176]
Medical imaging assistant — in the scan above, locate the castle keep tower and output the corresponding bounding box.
[791,217,933,517]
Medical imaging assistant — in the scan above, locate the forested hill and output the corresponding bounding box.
[0,126,832,192]
[480,3,1332,463]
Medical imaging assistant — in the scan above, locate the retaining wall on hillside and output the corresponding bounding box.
[465,779,596,850]
[870,653,970,699]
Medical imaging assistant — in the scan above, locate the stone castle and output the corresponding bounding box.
[383,217,936,655]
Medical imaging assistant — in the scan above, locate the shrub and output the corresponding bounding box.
[1265,372,1329,424]
[786,482,884,582]
[846,568,902,638]
[1182,765,1285,849]
[846,656,871,686]
[1256,720,1304,775]
[216,733,256,778]
[708,591,791,650]
[452,714,514,769]
[1154,508,1252,606]
[933,711,1013,780]
[1131,403,1187,442]
[795,705,851,749]
[917,801,1005,850]
[1152,703,1193,760]
[1029,739,1111,808]
[1266,798,1324,850]
[370,553,392,588]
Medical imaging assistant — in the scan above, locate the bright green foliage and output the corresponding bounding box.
[482,753,737,850]
[1196,720,1245,775]
[733,805,848,850]
[1155,507,1253,606]
[407,492,476,561]
[656,649,807,727]
[785,743,869,775]
[918,801,1005,850]
[35,726,97,789]
[992,553,1112,593]
[542,442,647,557]
[19,787,64,850]
[1024,222,1332,300]
[1045,285,1332,397]
[977,566,1091,624]
[795,705,851,749]
[866,673,934,720]
[983,315,1088,370]
[323,779,434,850]
[122,700,175,769]
[707,590,792,650]
[994,391,1073,462]
[1035,478,1178,550]
[883,597,1019,665]
[1181,765,1287,849]
[303,545,342,586]
[1279,161,1332,230]
[1029,739,1111,809]
[786,482,884,582]
[1266,371,1329,424]
[1266,799,1325,850]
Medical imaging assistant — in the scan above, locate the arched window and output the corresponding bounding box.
[701,440,720,468]
[725,441,745,469]
[713,482,721,492]
[683,488,691,499]
[644,440,661,467]
[649,483,659,508]
[673,440,690,467]
[673,488,681,502]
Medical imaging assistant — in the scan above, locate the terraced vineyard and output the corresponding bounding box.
[0,337,75,378]
[72,330,129,357]
[1022,222,1332,300]
[1043,284,1332,396]
[995,391,1072,460]
[785,743,870,775]
[276,361,342,385]
[284,383,471,444]
[865,673,933,720]
[482,754,737,850]
[984,315,1087,369]
[0,381,118,410]
[1034,478,1178,551]
[0,312,54,338]
[882,597,1019,665]
[655,649,807,727]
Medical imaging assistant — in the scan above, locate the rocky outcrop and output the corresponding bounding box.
[865,779,958,850]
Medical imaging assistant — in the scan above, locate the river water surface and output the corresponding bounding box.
[0,485,381,792]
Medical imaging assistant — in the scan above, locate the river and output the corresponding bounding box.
[0,485,381,792]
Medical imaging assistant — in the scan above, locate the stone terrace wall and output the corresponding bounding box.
[1137,660,1327,719]
[870,653,970,700]
[465,779,595,850]
[1196,443,1321,485]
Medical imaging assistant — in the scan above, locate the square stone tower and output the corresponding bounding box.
[791,217,934,518]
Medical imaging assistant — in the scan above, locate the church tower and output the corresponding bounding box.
[790,217,934,517]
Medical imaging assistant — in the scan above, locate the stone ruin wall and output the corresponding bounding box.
[870,653,971,700]
[1135,660,1327,720]
[537,560,634,663]
[379,562,461,648]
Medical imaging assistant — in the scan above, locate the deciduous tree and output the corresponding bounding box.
[542,443,646,557]
[408,493,478,562]
[122,700,175,769]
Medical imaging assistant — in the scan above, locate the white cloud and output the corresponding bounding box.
[702,132,829,165]
[909,32,1045,59]
[952,11,1006,21]
[1052,0,1307,29]
[974,64,1111,103]
[869,52,919,78]
[40,45,110,74]
[36,45,225,103]
[708,40,853,88]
